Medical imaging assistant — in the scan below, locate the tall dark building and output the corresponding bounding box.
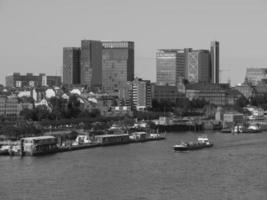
[80,40,102,89]
[102,41,134,92]
[63,47,81,85]
[210,41,220,83]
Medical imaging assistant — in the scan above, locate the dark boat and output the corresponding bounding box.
[173,135,213,151]
[0,145,10,155]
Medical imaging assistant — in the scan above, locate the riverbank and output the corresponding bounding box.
[1,134,166,156]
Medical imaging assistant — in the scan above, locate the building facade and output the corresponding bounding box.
[80,40,102,89]
[185,83,233,106]
[63,47,81,85]
[151,84,184,103]
[210,41,220,83]
[156,49,186,86]
[102,41,134,93]
[6,73,61,88]
[234,82,257,99]
[186,50,210,83]
[245,68,267,86]
[0,96,21,119]
[128,78,152,110]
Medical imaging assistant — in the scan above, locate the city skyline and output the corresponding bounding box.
[1,0,267,86]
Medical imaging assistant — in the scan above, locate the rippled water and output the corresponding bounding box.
[1,131,267,200]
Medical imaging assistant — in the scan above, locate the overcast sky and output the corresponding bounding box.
[0,0,267,86]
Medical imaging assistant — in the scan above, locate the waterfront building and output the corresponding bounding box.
[185,83,234,106]
[128,78,152,110]
[63,47,81,85]
[102,41,134,93]
[80,40,102,89]
[186,50,211,83]
[151,84,185,103]
[22,136,58,156]
[156,49,187,86]
[6,73,61,88]
[210,41,220,83]
[94,134,130,145]
[245,68,267,86]
[223,112,244,128]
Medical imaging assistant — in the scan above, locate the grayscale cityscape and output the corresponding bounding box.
[1,1,267,200]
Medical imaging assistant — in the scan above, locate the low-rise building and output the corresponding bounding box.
[185,83,231,106]
[223,112,244,128]
[223,113,244,123]
[94,134,130,145]
[0,96,23,119]
[151,84,185,103]
[119,78,152,110]
[6,73,61,88]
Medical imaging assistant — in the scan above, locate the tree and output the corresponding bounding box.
[20,108,36,120]
[66,95,81,118]
[35,105,51,121]
[235,96,249,108]
[50,97,67,120]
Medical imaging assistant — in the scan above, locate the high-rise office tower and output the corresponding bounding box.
[63,47,81,85]
[156,49,186,86]
[210,41,220,83]
[102,41,134,92]
[80,40,102,89]
[186,50,210,83]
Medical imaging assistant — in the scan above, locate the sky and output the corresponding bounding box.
[0,0,267,86]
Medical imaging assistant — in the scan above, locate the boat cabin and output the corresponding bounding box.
[197,136,210,144]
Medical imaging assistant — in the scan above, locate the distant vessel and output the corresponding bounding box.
[0,145,10,155]
[173,135,213,151]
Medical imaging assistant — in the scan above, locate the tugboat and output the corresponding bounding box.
[173,135,213,151]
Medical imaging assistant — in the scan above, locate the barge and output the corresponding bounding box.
[173,135,213,151]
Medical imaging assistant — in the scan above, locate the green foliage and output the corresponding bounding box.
[235,96,249,108]
[249,94,267,109]
[50,96,67,120]
[0,123,42,140]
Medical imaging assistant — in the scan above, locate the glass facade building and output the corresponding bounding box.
[102,41,134,93]
[80,40,102,89]
[156,49,186,86]
[63,47,81,85]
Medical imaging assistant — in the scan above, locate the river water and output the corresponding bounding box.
[1,131,267,200]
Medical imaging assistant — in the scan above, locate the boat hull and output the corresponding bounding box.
[173,143,213,151]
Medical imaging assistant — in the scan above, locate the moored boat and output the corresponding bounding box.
[0,145,10,155]
[173,135,213,151]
